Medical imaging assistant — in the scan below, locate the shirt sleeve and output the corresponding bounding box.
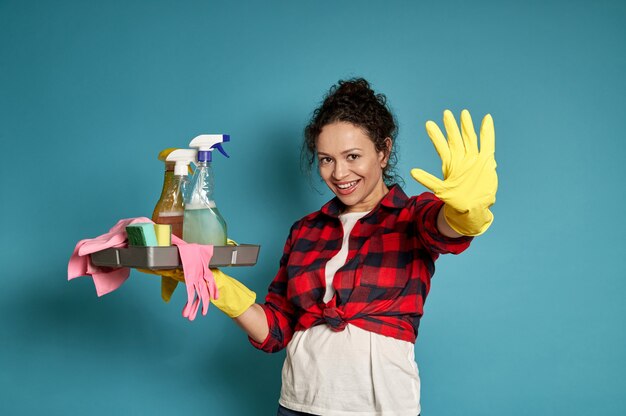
[248,223,298,353]
[412,192,473,256]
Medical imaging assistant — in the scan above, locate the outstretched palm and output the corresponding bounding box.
[411,109,497,236]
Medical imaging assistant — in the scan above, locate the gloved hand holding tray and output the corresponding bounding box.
[90,244,260,269]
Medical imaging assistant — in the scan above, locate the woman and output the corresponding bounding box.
[210,78,497,415]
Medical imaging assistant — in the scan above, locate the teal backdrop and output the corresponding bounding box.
[1,0,625,415]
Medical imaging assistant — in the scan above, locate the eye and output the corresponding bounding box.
[347,154,360,161]
[318,156,333,165]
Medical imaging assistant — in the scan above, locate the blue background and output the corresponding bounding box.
[1,0,625,415]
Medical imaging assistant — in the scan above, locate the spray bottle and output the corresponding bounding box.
[152,148,178,235]
[166,148,196,195]
[183,134,230,245]
[152,148,195,238]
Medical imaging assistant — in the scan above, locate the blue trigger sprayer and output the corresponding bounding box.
[183,134,230,245]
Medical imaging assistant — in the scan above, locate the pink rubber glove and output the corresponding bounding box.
[177,244,217,321]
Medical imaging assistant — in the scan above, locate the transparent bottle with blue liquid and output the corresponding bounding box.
[183,134,230,246]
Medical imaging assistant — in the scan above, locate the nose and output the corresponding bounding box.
[332,160,348,180]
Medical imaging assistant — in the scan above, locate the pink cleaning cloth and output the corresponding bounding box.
[68,217,152,296]
[69,218,218,322]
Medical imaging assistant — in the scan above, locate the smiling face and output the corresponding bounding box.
[316,121,390,213]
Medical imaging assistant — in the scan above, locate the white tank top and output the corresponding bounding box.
[279,211,421,416]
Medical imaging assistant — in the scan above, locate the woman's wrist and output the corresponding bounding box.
[233,303,269,344]
[437,205,464,238]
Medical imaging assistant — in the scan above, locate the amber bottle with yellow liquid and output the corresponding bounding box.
[152,148,195,238]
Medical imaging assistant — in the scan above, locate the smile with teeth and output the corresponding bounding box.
[335,179,360,194]
[337,180,358,189]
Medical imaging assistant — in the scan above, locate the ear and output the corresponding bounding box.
[379,138,392,168]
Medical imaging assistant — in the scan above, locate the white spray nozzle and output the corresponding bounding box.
[166,149,197,176]
[189,134,230,162]
[189,134,229,151]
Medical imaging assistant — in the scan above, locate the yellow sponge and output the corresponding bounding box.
[153,224,172,246]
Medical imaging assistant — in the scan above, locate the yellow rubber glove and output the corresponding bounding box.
[137,268,185,282]
[160,277,179,302]
[136,267,256,318]
[411,109,497,236]
[209,268,256,318]
[134,267,182,301]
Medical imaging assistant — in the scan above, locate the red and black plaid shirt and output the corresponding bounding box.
[250,185,472,353]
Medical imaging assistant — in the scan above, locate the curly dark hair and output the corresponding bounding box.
[302,78,400,186]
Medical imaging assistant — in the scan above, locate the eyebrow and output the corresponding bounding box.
[317,148,362,157]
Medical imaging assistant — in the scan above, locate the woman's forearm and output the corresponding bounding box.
[233,303,269,344]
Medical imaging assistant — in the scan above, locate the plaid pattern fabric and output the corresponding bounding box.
[250,185,472,353]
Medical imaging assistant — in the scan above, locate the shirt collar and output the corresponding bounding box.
[319,184,408,218]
